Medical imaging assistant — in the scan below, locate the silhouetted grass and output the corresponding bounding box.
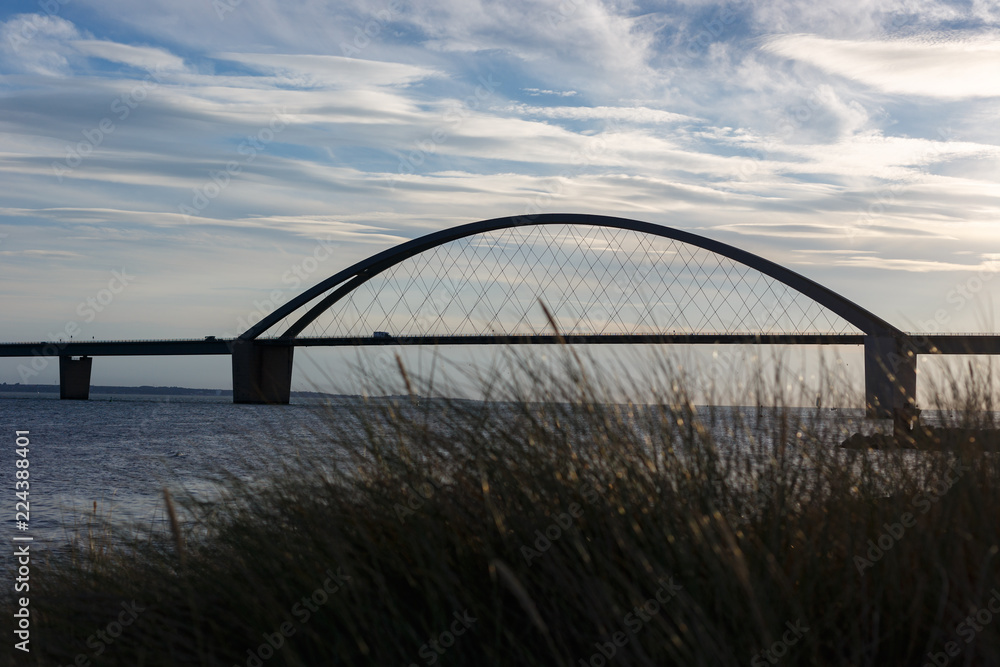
[24,348,1000,667]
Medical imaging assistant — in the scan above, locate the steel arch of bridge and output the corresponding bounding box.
[240,213,903,341]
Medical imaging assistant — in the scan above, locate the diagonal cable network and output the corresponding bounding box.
[297,224,862,340]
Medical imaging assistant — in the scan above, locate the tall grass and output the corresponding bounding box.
[23,347,1000,667]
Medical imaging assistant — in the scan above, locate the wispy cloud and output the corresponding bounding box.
[73,40,187,72]
[762,33,1000,99]
[0,14,86,75]
[522,87,577,97]
[504,104,700,124]
[0,249,83,258]
[214,52,441,87]
[832,255,1000,272]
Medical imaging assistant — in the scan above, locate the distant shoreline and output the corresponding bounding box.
[0,383,340,399]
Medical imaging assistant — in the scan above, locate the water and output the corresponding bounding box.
[0,394,349,550]
[0,392,942,554]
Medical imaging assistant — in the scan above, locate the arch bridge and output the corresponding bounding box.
[234,212,917,416]
[5,213,985,417]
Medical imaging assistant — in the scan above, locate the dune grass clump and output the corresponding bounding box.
[25,349,1000,666]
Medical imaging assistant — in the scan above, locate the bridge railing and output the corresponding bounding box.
[290,331,868,339]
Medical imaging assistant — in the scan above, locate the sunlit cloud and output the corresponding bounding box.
[832,256,1000,272]
[0,14,85,75]
[522,87,578,97]
[762,33,1000,99]
[503,104,700,124]
[214,52,441,87]
[72,40,187,72]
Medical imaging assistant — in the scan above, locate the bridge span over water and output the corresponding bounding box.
[1,214,994,418]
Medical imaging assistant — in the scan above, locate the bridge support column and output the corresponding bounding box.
[59,356,92,400]
[231,341,294,404]
[864,335,917,426]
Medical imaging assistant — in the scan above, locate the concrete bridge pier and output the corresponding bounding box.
[231,340,294,404]
[59,356,93,400]
[864,335,917,430]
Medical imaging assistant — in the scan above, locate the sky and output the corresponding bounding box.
[0,0,998,392]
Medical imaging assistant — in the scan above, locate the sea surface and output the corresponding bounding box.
[0,393,351,551]
[0,392,901,554]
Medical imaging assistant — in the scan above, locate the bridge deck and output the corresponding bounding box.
[0,333,862,357]
[0,333,997,357]
[0,339,235,357]
[271,333,867,347]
